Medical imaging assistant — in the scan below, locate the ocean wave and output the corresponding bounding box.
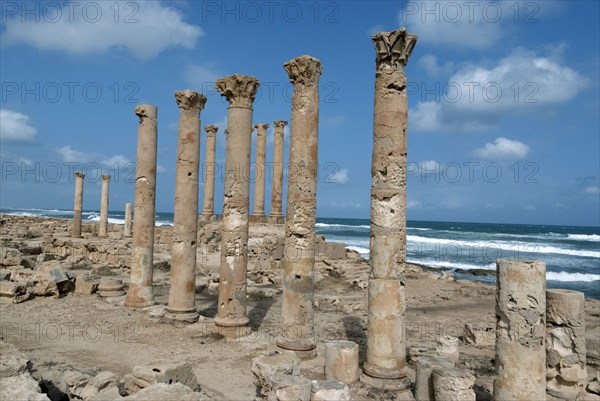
[406,235,600,259]
[567,234,600,242]
[409,227,432,231]
[346,245,370,256]
[409,260,496,271]
[316,223,370,229]
[547,271,600,282]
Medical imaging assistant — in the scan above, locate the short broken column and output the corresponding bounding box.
[267,374,311,401]
[276,55,322,360]
[124,203,133,237]
[310,380,350,401]
[72,172,85,238]
[493,259,546,400]
[415,355,455,401]
[362,29,417,391]
[270,120,287,221]
[201,124,218,219]
[166,90,207,323]
[432,367,476,401]
[98,174,111,237]
[252,123,269,220]
[214,74,259,338]
[124,104,158,308]
[324,341,359,384]
[546,289,587,399]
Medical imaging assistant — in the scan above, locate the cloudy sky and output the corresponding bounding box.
[1,0,598,226]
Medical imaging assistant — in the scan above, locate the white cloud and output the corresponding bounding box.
[410,47,588,133]
[1,1,202,60]
[157,164,166,174]
[0,110,37,143]
[407,199,423,209]
[366,24,385,37]
[418,160,441,172]
[56,146,131,166]
[472,137,529,160]
[582,186,600,195]
[322,115,346,128]
[328,168,349,184]
[399,0,509,50]
[329,201,362,209]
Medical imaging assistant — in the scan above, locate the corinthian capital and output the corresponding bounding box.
[372,28,418,70]
[254,123,270,133]
[175,90,207,111]
[284,55,322,87]
[274,120,288,129]
[204,125,218,137]
[215,74,260,108]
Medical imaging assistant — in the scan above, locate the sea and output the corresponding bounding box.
[2,207,599,299]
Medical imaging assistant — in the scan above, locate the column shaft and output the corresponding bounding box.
[124,203,133,237]
[277,55,322,359]
[214,74,259,338]
[270,121,287,218]
[124,104,158,308]
[362,29,417,390]
[253,123,269,217]
[201,125,218,217]
[72,172,85,238]
[98,175,111,237]
[493,259,546,400]
[166,90,206,322]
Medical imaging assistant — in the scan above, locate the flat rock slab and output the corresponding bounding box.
[0,340,29,378]
[0,373,50,401]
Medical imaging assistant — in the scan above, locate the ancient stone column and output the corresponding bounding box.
[165,90,207,323]
[546,289,587,399]
[201,124,218,219]
[270,120,287,220]
[493,259,546,400]
[124,203,133,237]
[362,29,417,391]
[214,74,259,338]
[276,55,322,360]
[432,367,476,401]
[252,123,269,219]
[415,355,455,401]
[72,172,85,238]
[124,104,158,308]
[98,174,111,237]
[324,341,360,384]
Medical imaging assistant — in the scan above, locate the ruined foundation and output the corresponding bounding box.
[361,29,417,391]
[214,74,259,338]
[276,55,322,359]
[493,259,546,400]
[124,104,158,308]
[165,90,207,323]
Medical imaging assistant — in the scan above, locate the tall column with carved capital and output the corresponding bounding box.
[125,104,158,308]
[362,29,417,390]
[72,172,85,238]
[276,55,322,360]
[98,175,111,237]
[166,90,207,323]
[214,74,260,338]
[253,123,269,218]
[201,125,218,218]
[270,120,287,219]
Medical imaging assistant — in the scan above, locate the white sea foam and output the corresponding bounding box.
[547,271,600,282]
[316,223,370,229]
[567,234,600,242]
[406,235,600,258]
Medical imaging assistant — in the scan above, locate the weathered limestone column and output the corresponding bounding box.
[124,203,133,237]
[201,124,218,219]
[432,367,476,401]
[214,74,259,338]
[324,341,360,384]
[124,104,158,308]
[252,123,269,218]
[166,90,207,323]
[415,355,455,401]
[72,172,85,238]
[270,120,287,219]
[546,289,587,399]
[98,174,111,237]
[276,55,322,360]
[493,259,546,400]
[362,29,417,390]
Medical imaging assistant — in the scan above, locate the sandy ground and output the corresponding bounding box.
[1,214,599,400]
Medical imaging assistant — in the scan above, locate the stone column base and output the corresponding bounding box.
[266,215,285,225]
[360,371,411,391]
[213,324,252,339]
[164,309,199,323]
[276,337,317,360]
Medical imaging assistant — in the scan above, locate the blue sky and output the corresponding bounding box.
[1,0,598,226]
